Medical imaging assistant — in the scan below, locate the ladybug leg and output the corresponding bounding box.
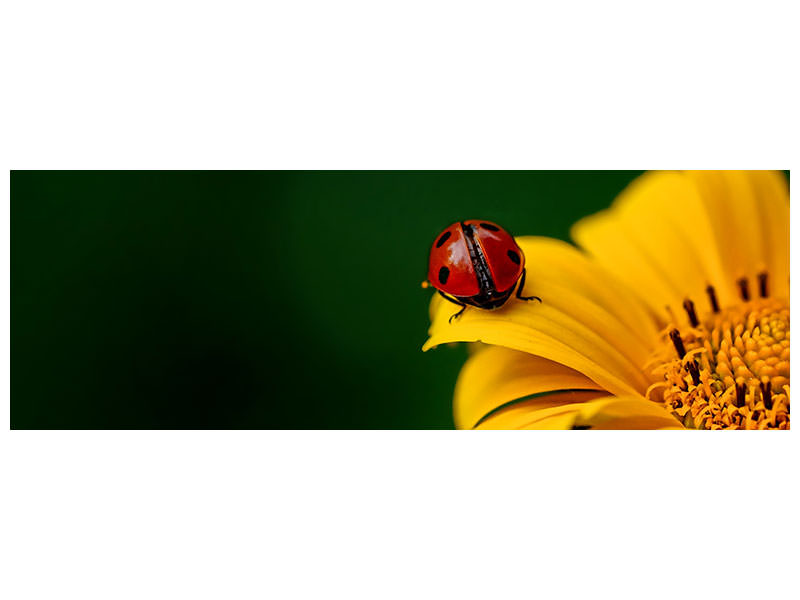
[437,290,468,323]
[448,304,467,323]
[516,269,541,303]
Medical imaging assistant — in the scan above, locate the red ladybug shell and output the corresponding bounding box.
[427,222,479,297]
[428,220,525,298]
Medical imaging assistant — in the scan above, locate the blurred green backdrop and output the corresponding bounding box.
[12,171,645,429]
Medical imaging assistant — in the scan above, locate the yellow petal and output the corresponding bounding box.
[517,237,660,350]
[424,237,657,397]
[568,395,685,430]
[476,394,683,430]
[474,390,611,429]
[573,171,790,325]
[686,170,789,301]
[572,172,731,325]
[425,288,649,393]
[750,170,790,300]
[454,345,603,429]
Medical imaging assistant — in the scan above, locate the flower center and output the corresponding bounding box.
[647,276,790,430]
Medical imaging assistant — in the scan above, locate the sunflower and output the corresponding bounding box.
[423,171,790,430]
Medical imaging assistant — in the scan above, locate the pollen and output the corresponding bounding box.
[646,279,789,430]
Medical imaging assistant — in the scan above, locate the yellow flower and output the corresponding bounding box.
[423,171,790,430]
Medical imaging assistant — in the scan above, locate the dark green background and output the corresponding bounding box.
[12,171,645,429]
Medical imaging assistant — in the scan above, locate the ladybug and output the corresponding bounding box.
[425,220,541,323]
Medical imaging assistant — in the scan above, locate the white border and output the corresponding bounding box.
[3,1,798,599]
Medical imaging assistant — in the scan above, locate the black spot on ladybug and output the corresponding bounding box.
[438,266,450,285]
[507,249,521,264]
[480,222,499,231]
[436,231,452,248]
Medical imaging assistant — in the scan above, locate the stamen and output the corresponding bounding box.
[669,329,686,359]
[737,277,750,301]
[758,272,768,298]
[760,377,773,410]
[735,378,746,408]
[706,284,720,313]
[682,299,699,327]
[655,295,789,429]
[687,361,700,385]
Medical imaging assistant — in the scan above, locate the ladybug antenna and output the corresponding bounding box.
[421,280,431,289]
